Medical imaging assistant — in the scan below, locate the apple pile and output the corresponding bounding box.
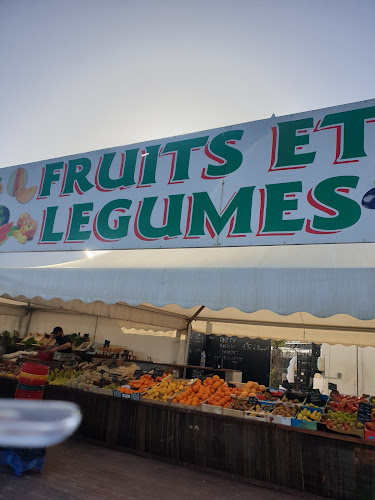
[329,392,368,413]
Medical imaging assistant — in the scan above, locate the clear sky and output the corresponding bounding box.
[0,0,374,265]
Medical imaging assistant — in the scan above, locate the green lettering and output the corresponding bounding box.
[39,162,63,197]
[98,150,138,190]
[163,136,208,182]
[262,182,304,233]
[274,118,316,169]
[188,187,254,237]
[205,130,244,177]
[40,206,63,242]
[138,145,161,186]
[312,176,361,230]
[62,158,94,195]
[96,199,132,240]
[137,195,184,239]
[320,106,375,160]
[66,203,92,242]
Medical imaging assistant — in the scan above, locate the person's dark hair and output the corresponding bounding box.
[51,326,63,335]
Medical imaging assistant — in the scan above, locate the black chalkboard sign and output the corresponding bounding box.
[153,367,164,379]
[358,402,372,423]
[104,340,110,348]
[187,331,207,366]
[187,331,271,386]
[309,389,322,406]
[248,397,258,406]
[328,382,337,391]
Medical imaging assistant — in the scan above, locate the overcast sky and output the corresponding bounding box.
[0,0,374,266]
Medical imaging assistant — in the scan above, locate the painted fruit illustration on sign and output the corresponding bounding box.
[12,213,38,244]
[362,187,375,209]
[0,205,12,245]
[7,167,37,204]
[0,177,3,194]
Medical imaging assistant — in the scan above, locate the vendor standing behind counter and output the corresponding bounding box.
[47,326,72,354]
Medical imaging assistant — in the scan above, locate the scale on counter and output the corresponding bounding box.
[75,342,93,352]
[53,353,76,362]
[85,343,99,355]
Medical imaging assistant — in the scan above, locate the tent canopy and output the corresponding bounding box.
[1,244,375,346]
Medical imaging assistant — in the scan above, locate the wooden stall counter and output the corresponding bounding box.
[0,377,374,500]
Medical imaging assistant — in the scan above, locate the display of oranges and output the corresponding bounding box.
[120,373,168,394]
[144,378,186,401]
[172,375,227,407]
[240,381,266,397]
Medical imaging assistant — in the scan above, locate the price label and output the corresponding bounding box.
[134,370,143,378]
[328,382,337,391]
[309,389,322,406]
[358,402,372,423]
[121,393,131,399]
[248,397,258,406]
[131,392,141,401]
[113,390,121,397]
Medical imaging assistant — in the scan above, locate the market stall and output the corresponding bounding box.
[1,98,375,498]
[0,374,374,500]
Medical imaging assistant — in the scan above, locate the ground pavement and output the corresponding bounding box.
[0,440,326,500]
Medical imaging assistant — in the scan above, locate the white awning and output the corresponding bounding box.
[1,244,375,346]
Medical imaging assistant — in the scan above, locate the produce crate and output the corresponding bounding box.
[222,407,244,418]
[0,447,46,477]
[245,402,276,422]
[201,403,222,415]
[365,423,375,441]
[268,414,293,426]
[281,391,306,405]
[143,377,192,405]
[292,407,323,430]
[244,410,268,422]
[269,404,298,426]
[96,387,114,396]
[321,414,365,438]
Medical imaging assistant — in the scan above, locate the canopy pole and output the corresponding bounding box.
[183,305,205,369]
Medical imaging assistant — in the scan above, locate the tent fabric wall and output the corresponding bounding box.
[0,244,375,318]
[0,244,375,346]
